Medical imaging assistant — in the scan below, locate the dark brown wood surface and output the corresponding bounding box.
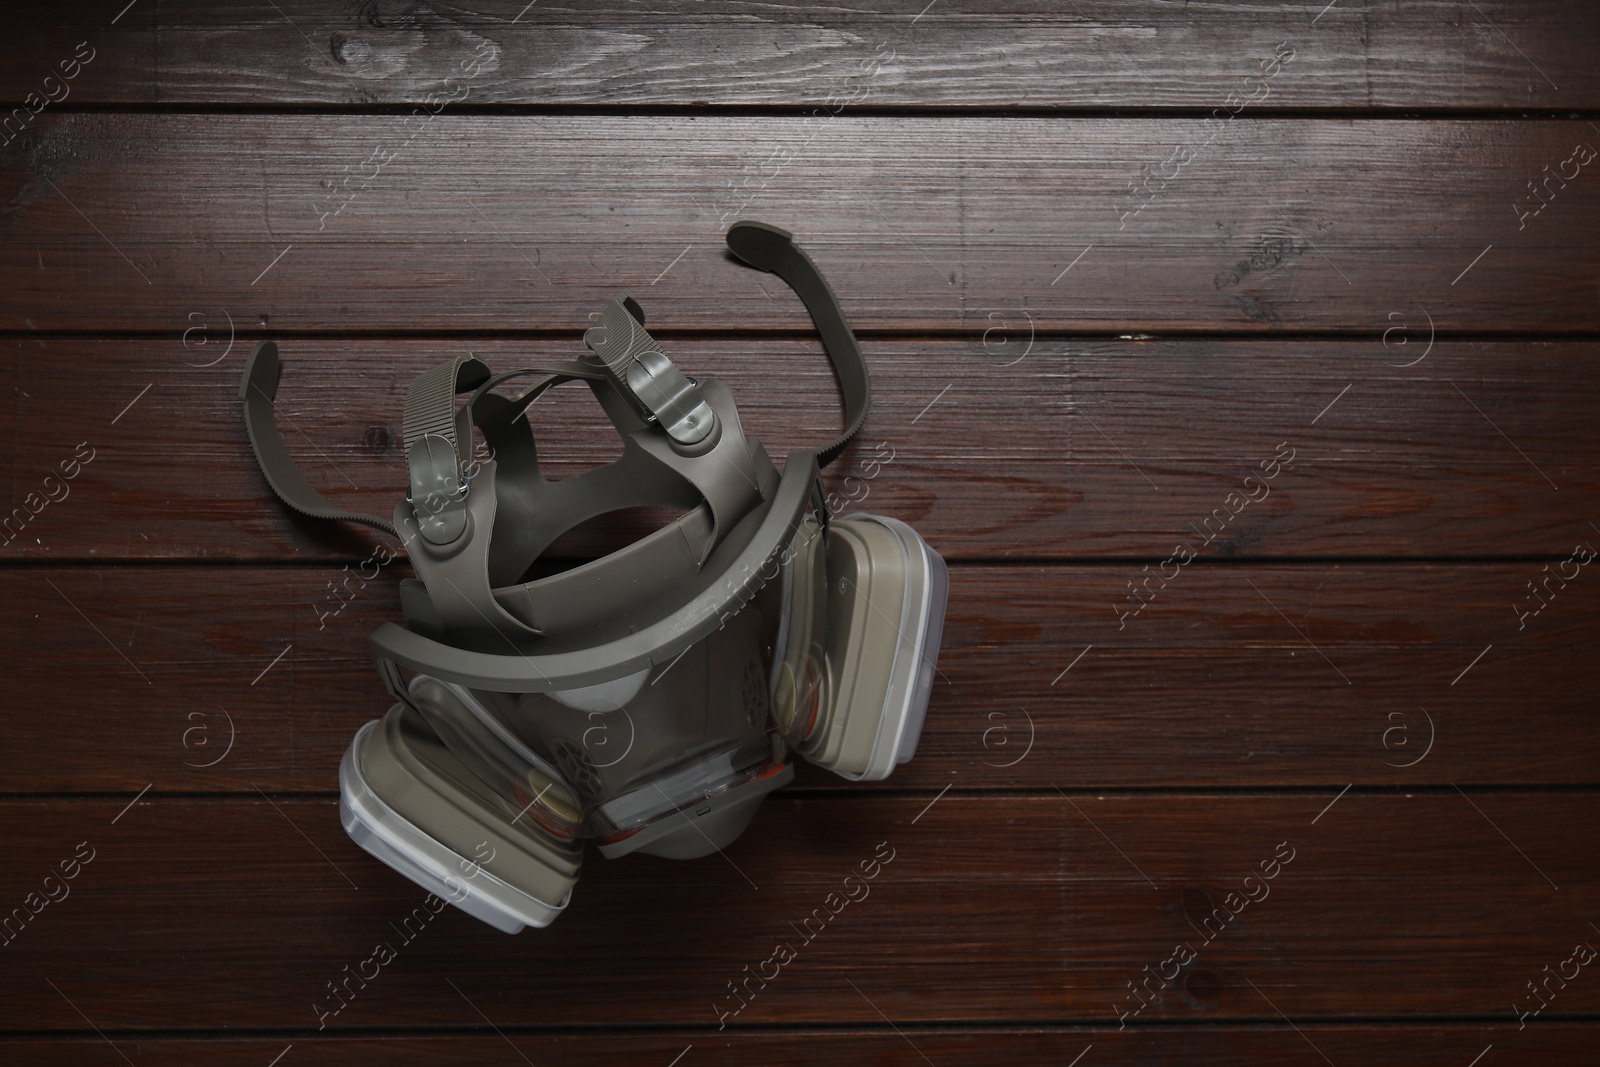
[3,116,1599,333]
[4,1,1599,110]
[3,1,1597,1064]
[4,1029,1598,1067]
[3,795,1596,1028]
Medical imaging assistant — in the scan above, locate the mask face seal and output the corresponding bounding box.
[241,221,948,931]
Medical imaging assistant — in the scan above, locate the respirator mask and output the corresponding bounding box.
[240,222,948,932]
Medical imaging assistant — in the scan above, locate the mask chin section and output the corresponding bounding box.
[595,741,794,859]
[800,515,949,781]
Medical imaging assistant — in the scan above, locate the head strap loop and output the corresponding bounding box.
[238,340,398,538]
[725,221,871,469]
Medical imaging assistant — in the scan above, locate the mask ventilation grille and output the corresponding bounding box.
[742,659,769,730]
[551,738,604,797]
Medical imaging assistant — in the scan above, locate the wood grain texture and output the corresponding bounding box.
[1,1027,1590,1067]
[4,1,1597,1058]
[1,794,1595,1029]
[2,116,1597,333]
[2,1,1598,110]
[4,336,1595,563]
[3,563,1593,793]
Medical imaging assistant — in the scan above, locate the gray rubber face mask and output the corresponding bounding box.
[239,222,948,933]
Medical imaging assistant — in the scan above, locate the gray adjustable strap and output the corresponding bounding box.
[464,362,608,424]
[725,221,871,469]
[395,461,545,639]
[404,355,492,451]
[238,341,399,539]
[403,355,493,546]
[583,298,718,448]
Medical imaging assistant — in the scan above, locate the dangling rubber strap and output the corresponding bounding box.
[238,341,399,539]
[725,221,871,469]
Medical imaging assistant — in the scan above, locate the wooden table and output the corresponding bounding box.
[3,2,1597,1063]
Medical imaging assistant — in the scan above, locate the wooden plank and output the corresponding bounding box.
[0,794,1594,1028]
[3,1,1598,110]
[4,336,1596,562]
[2,116,1598,332]
[3,563,1593,793]
[3,4,1594,1059]
[0,1026,1584,1066]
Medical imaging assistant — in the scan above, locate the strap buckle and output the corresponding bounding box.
[403,355,492,547]
[583,297,718,449]
[405,433,471,546]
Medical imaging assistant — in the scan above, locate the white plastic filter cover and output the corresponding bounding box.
[339,720,570,934]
